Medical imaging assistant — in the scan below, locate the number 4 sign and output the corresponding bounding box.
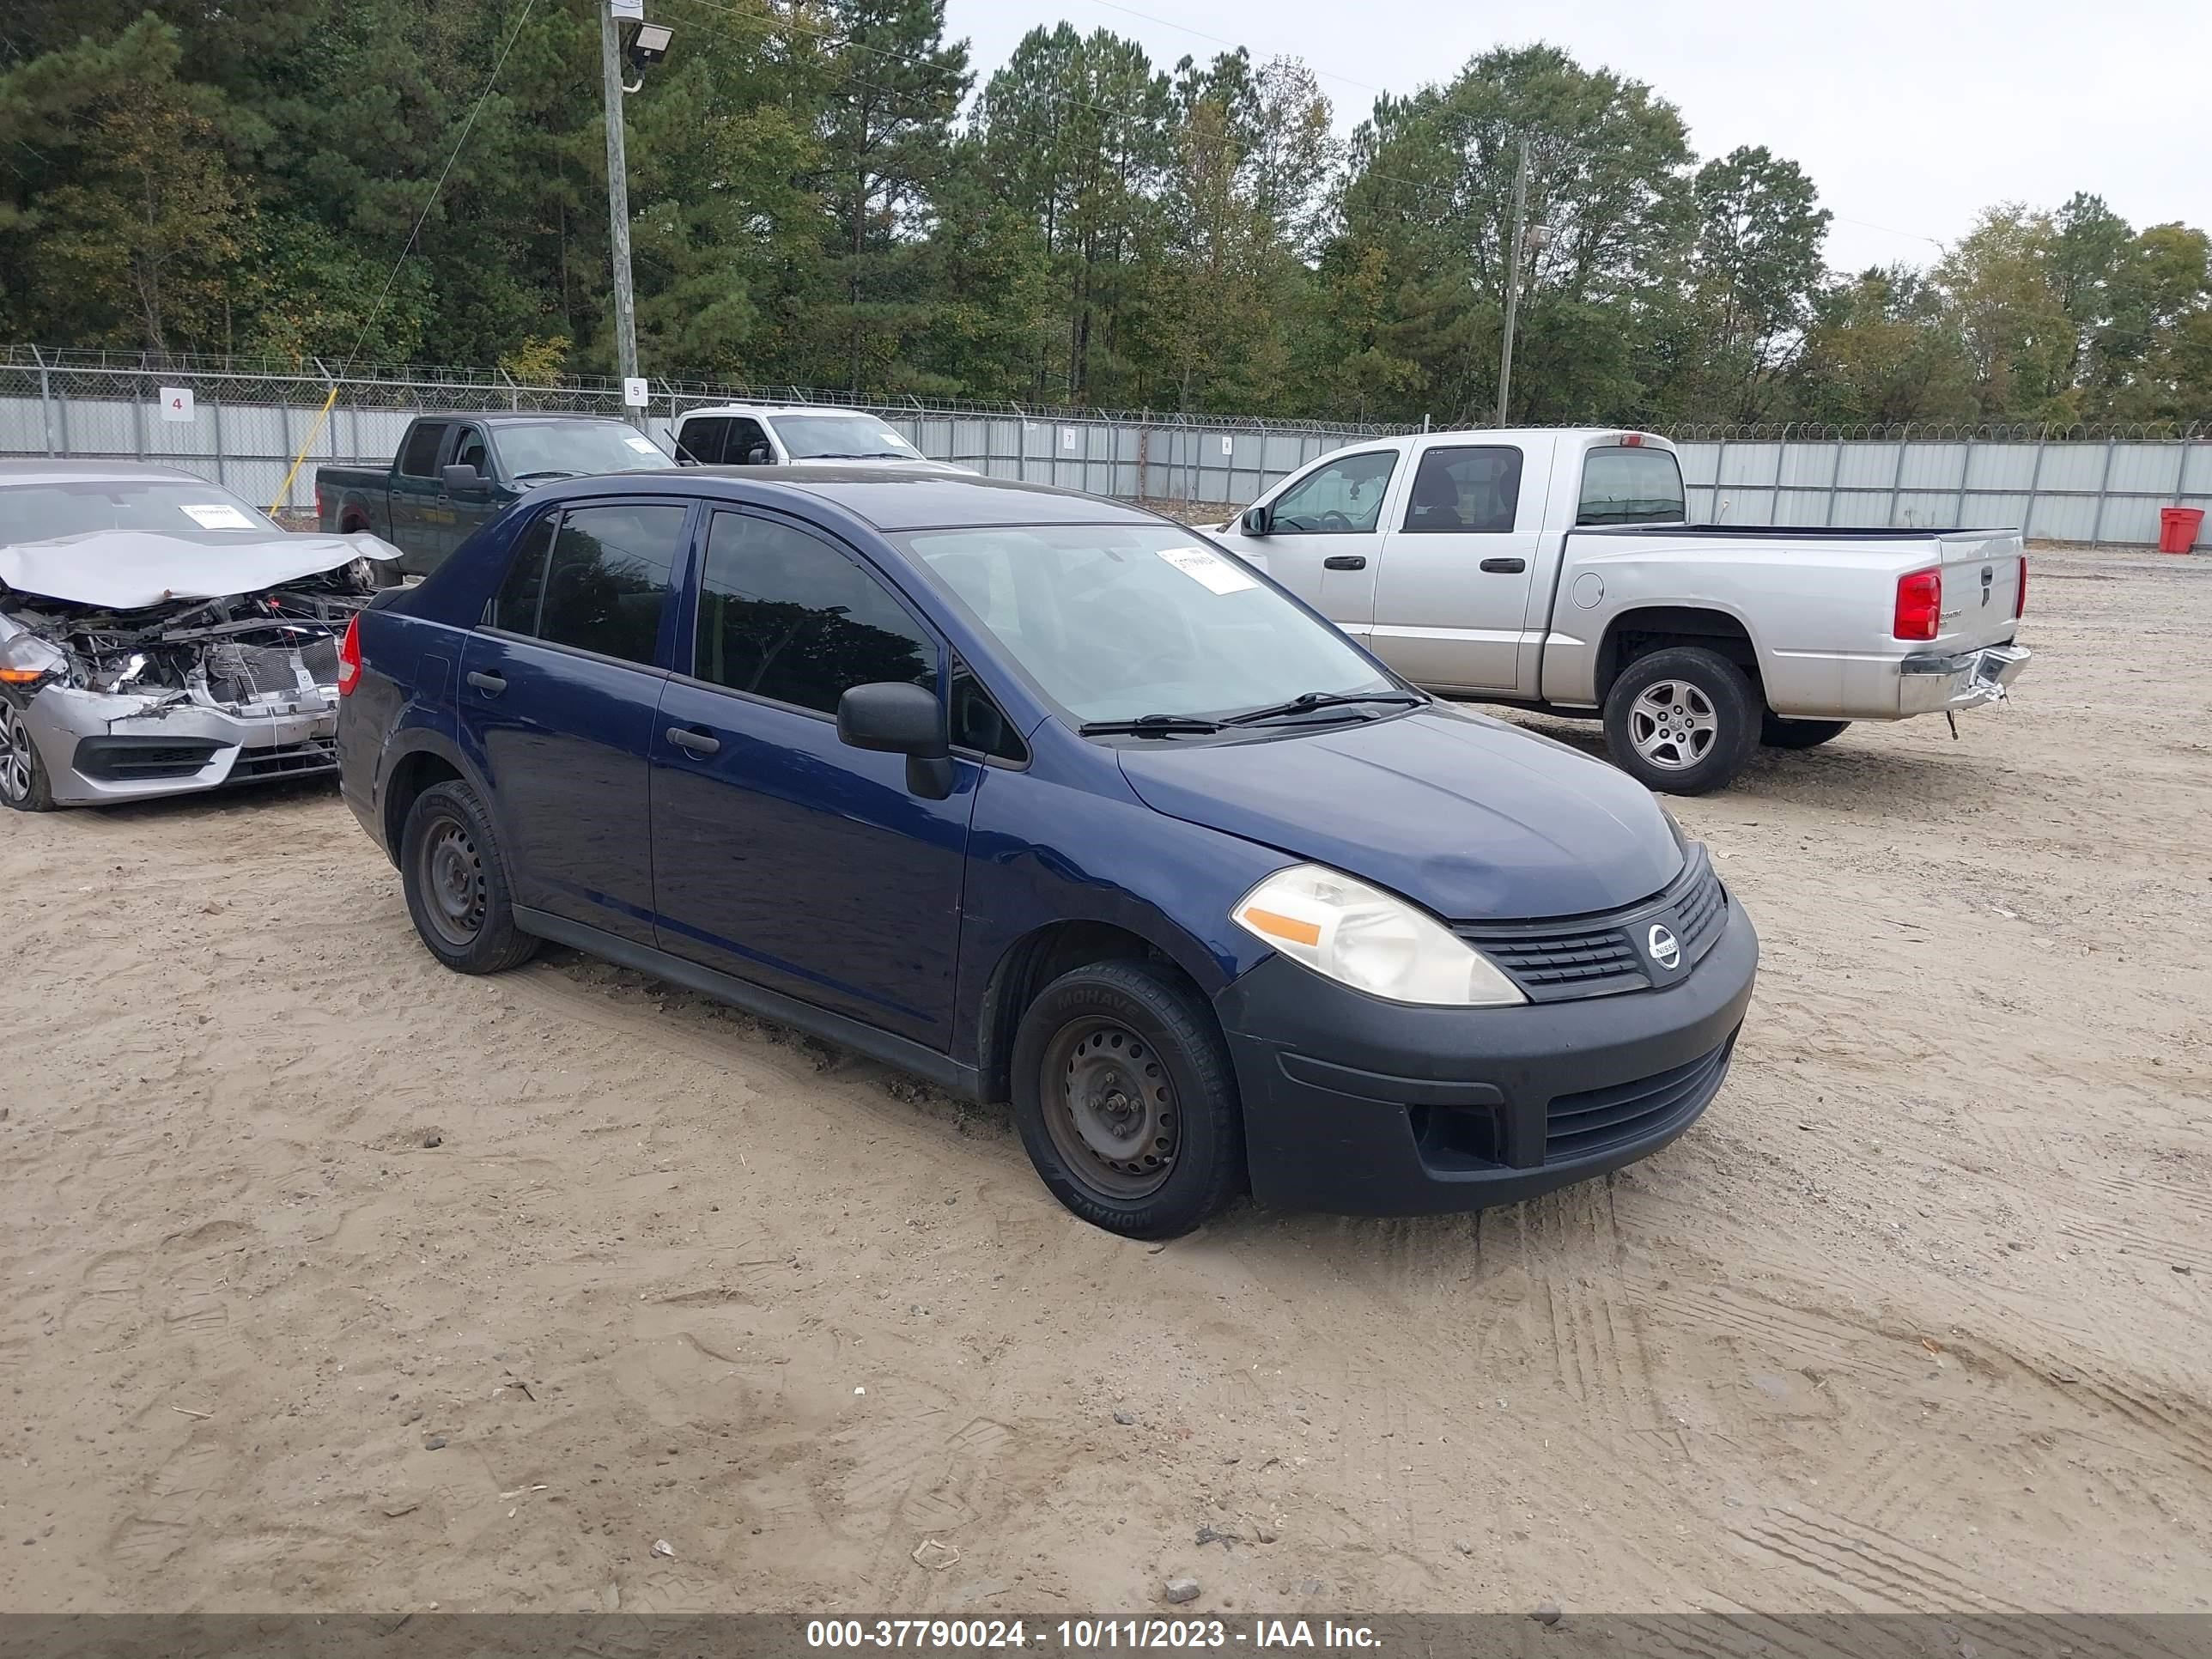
[158,386,195,423]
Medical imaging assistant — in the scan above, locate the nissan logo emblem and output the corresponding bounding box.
[1647,923,1681,970]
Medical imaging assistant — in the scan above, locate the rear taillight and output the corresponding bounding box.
[336,613,362,696]
[2014,556,2027,620]
[1893,568,1942,641]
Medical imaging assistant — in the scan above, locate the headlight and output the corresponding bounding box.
[1231,864,1525,1007]
[0,631,68,687]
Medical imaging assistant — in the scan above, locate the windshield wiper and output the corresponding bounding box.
[799,451,912,461]
[1218,690,1426,727]
[1078,714,1223,737]
[512,469,580,483]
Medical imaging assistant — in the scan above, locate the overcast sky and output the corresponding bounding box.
[941,0,2211,275]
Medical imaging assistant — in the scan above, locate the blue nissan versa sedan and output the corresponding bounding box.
[336,469,1757,1237]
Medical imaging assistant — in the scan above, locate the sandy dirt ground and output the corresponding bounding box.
[2,545,2209,1617]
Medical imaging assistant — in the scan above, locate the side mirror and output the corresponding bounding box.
[1240,504,1272,536]
[442,463,490,499]
[837,681,954,799]
[744,444,773,466]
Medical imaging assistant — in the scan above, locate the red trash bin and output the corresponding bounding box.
[2160,506,2205,553]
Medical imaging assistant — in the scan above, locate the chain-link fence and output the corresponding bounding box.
[0,347,1418,517]
[3,347,2207,546]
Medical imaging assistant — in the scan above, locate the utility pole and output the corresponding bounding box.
[600,0,642,428]
[1495,136,1529,429]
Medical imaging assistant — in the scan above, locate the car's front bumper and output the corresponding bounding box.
[1213,897,1758,1216]
[22,684,341,806]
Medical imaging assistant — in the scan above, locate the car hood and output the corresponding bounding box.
[0,529,400,610]
[1115,706,1683,921]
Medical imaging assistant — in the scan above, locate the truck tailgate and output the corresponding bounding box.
[1927,530,2025,653]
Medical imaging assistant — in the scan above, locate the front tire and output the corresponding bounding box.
[399,780,538,974]
[1010,960,1244,1239]
[1602,647,1759,795]
[0,698,54,812]
[1760,714,1850,750]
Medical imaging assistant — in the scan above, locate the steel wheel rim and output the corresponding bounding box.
[417,814,487,948]
[1,706,33,804]
[1042,1018,1178,1200]
[1627,680,1718,769]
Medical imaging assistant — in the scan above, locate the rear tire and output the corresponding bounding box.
[1010,960,1244,1240]
[399,780,538,974]
[0,697,54,812]
[1601,646,1759,796]
[1760,714,1850,750]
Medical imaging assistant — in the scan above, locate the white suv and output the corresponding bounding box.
[670,403,968,472]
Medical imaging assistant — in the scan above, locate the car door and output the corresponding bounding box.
[650,506,976,1048]
[1237,448,1401,635]
[1366,440,1547,693]
[457,497,693,947]
[387,420,450,574]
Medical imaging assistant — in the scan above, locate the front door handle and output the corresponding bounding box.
[667,726,721,757]
[465,670,506,694]
[1322,555,1368,571]
[1480,557,1528,574]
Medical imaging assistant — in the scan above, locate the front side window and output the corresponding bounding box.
[768,413,921,462]
[1266,451,1397,534]
[398,422,449,478]
[506,502,688,665]
[453,428,489,476]
[693,511,936,714]
[730,419,771,463]
[903,524,1397,726]
[1578,447,1686,526]
[1402,445,1523,533]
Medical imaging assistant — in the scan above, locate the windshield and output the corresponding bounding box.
[772,413,922,461]
[1,480,281,543]
[902,524,1399,727]
[493,422,677,482]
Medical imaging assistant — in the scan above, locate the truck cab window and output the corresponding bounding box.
[1401,446,1523,533]
[1267,451,1396,533]
[676,418,728,465]
[453,428,489,477]
[1579,448,1686,526]
[398,422,449,478]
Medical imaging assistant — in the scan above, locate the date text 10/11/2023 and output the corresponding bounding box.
[805,1620,1384,1650]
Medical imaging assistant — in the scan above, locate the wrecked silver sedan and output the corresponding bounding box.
[0,462,399,811]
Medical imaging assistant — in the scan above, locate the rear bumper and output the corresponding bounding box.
[1213,898,1758,1216]
[1897,642,2030,715]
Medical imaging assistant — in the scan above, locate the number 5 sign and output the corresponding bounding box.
[158,386,195,423]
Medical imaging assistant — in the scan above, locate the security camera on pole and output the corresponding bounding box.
[601,0,675,430]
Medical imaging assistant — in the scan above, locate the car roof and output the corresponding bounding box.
[544,465,1161,532]
[412,411,635,424]
[675,403,881,420]
[0,459,217,486]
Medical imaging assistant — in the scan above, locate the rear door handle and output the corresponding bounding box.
[465,670,506,694]
[1322,555,1367,570]
[667,726,721,757]
[1480,557,1527,574]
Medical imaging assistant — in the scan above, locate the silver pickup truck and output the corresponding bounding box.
[1212,428,2030,793]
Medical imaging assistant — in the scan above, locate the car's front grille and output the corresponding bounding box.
[1546,1034,1736,1160]
[231,738,338,781]
[1455,850,1729,1003]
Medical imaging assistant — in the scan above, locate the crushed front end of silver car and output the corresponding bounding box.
[0,572,379,809]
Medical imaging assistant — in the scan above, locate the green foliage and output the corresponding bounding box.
[0,9,2204,423]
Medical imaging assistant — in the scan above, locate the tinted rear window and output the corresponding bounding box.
[1403,445,1523,533]
[489,513,557,631]
[533,503,688,665]
[1578,447,1686,526]
[398,422,448,478]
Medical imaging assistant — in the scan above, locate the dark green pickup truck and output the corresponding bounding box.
[316,412,677,575]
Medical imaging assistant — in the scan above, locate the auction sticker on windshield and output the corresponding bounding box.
[623,435,662,454]
[1156,544,1256,596]
[180,503,257,530]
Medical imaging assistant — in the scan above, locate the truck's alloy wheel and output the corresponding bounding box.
[0,702,52,812]
[1011,960,1244,1239]
[1601,647,1759,796]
